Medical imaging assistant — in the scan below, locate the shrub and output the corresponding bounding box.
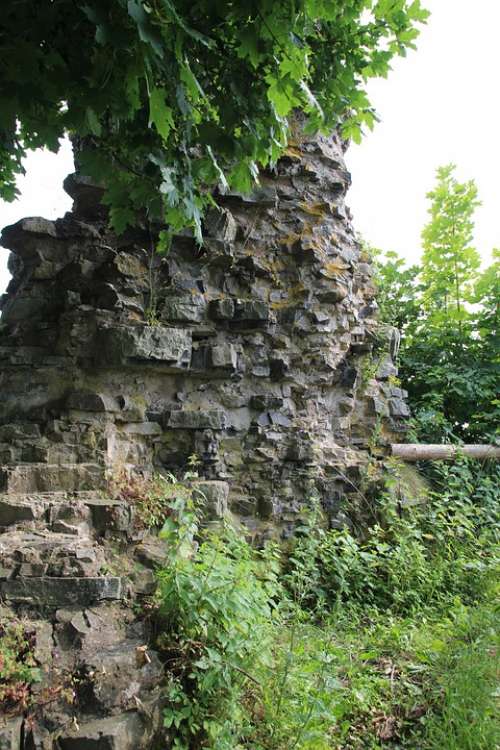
[284,460,499,615]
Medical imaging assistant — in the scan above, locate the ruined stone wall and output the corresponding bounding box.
[0,130,409,748]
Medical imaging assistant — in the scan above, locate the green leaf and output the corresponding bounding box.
[299,80,324,119]
[127,0,164,57]
[161,0,215,48]
[85,107,102,136]
[206,146,228,192]
[266,78,296,117]
[180,60,205,102]
[149,87,174,140]
[109,205,136,234]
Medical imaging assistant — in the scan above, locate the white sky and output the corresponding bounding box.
[0,139,74,293]
[347,0,500,266]
[1,0,499,295]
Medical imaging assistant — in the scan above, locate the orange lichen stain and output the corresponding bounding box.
[279,223,318,247]
[284,147,302,160]
[301,234,330,255]
[259,257,286,274]
[322,260,350,277]
[278,232,301,246]
[290,282,307,296]
[127,311,144,323]
[269,283,307,309]
[299,202,330,217]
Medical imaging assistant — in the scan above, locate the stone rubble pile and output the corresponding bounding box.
[0,129,409,747]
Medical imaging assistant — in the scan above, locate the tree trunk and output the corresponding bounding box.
[391,444,500,461]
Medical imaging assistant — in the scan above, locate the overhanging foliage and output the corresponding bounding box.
[1,0,428,244]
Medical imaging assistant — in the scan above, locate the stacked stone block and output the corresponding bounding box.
[0,130,409,747]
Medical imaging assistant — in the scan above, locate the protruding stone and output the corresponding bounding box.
[66,391,117,412]
[63,172,106,219]
[193,480,229,519]
[250,395,284,411]
[57,712,154,750]
[209,343,237,370]
[95,325,192,369]
[234,299,268,322]
[0,423,41,441]
[0,496,46,526]
[209,298,235,320]
[1,576,123,606]
[389,398,411,418]
[161,297,206,323]
[204,207,238,242]
[164,409,227,430]
[0,464,105,494]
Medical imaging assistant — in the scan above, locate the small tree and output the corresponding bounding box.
[420,164,481,329]
[375,167,498,442]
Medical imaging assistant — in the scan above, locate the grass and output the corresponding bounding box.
[250,597,499,750]
[419,602,499,750]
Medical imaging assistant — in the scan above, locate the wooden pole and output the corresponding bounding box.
[390,444,500,462]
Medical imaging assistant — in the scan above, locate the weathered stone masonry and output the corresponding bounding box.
[0,130,409,747]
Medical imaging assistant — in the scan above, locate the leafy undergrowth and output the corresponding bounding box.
[152,460,499,749]
[0,620,41,714]
[251,600,499,750]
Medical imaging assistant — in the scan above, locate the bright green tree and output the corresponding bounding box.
[420,164,481,329]
[371,246,421,331]
[376,167,498,442]
[0,1,428,243]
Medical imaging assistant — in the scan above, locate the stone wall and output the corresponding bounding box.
[0,130,409,747]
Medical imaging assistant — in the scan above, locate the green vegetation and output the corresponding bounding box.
[109,468,197,529]
[151,456,499,749]
[0,620,41,714]
[1,1,428,242]
[373,164,499,442]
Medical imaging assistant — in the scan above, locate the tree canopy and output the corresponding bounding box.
[1,0,428,244]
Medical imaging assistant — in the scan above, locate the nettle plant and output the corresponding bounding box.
[1,1,428,243]
[108,469,196,530]
[155,489,281,749]
[284,459,500,616]
[144,453,498,749]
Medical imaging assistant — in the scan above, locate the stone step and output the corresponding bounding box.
[0,494,47,525]
[55,711,158,750]
[0,528,104,572]
[0,462,106,494]
[0,491,133,534]
[0,575,123,606]
[0,529,128,606]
